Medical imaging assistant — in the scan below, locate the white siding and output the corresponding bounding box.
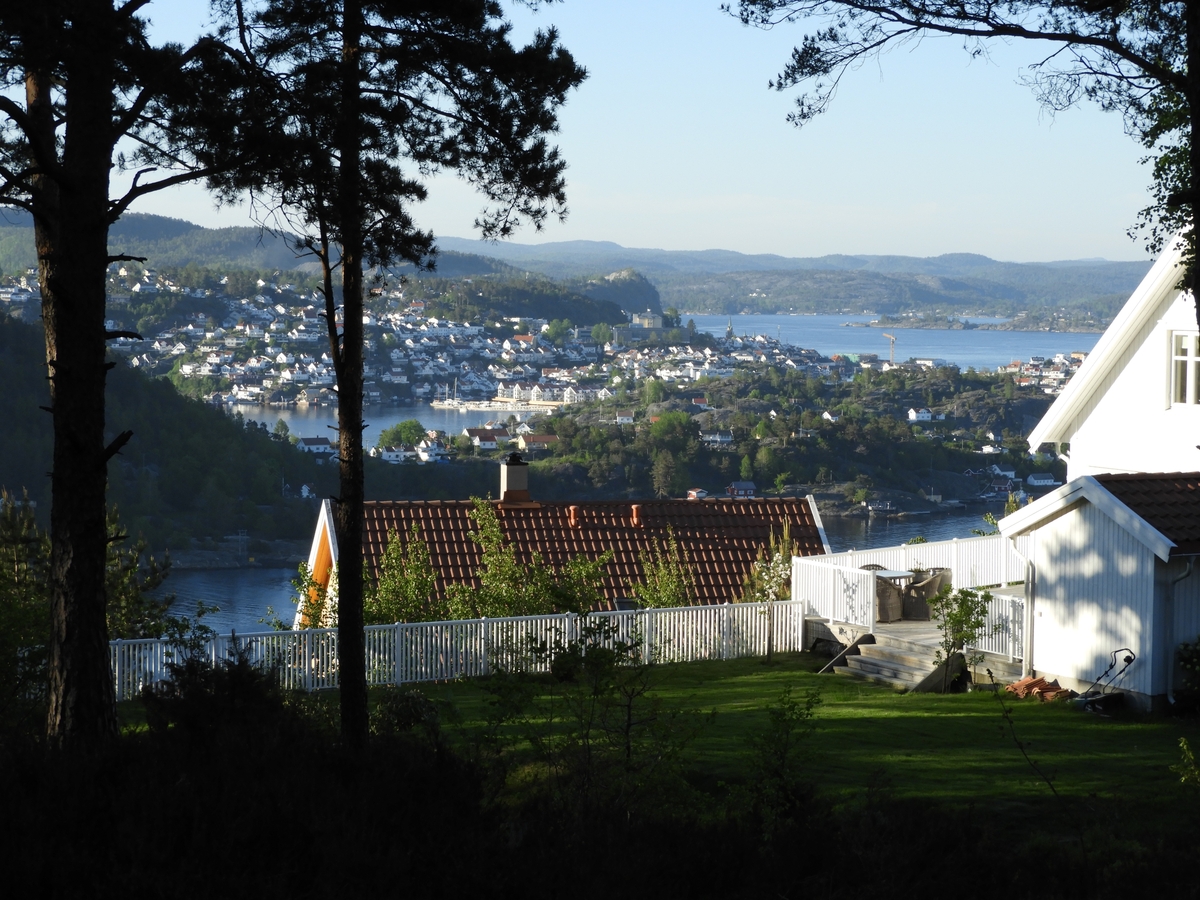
[1068,292,1200,477]
[1033,502,1159,697]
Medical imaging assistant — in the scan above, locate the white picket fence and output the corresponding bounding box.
[108,600,808,701]
[789,533,1030,659]
[969,592,1025,661]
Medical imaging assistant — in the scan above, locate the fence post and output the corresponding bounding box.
[303,630,312,692]
[113,640,123,702]
[481,618,490,676]
[398,624,408,686]
[642,609,652,664]
[722,603,731,660]
[1010,596,1019,663]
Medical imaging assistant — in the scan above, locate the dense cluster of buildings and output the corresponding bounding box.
[1,267,1090,411]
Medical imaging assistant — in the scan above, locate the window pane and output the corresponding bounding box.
[1176,358,1188,403]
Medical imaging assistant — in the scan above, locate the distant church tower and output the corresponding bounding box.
[725,316,734,340]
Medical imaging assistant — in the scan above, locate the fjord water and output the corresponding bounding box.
[689,314,1100,372]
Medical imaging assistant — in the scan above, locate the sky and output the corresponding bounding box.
[136,0,1154,263]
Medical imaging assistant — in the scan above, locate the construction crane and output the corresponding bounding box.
[882,333,896,365]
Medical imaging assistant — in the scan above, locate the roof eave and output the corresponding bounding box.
[999,475,1176,562]
[1028,240,1187,449]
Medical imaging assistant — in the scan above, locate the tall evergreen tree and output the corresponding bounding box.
[0,2,257,746]
[226,0,585,745]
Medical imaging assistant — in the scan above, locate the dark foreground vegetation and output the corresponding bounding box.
[5,640,1200,897]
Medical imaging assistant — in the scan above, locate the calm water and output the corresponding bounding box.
[689,314,1100,372]
[161,567,298,635]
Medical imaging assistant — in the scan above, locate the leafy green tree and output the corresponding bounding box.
[273,419,291,442]
[651,450,678,498]
[642,378,666,406]
[229,0,585,746]
[732,1,1200,295]
[103,507,173,640]
[740,455,754,481]
[364,525,444,624]
[1,493,176,726]
[647,411,696,455]
[742,520,802,660]
[0,493,50,725]
[543,318,573,346]
[591,322,613,344]
[662,306,681,328]
[927,585,996,692]
[377,419,427,449]
[632,528,695,609]
[447,499,610,620]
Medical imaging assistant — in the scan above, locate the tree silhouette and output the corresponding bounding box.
[0,2,258,746]
[226,0,585,745]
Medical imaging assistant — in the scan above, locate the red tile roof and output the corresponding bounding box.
[355,497,826,608]
[1096,472,1200,556]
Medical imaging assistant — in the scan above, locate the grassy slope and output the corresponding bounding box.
[418,652,1197,823]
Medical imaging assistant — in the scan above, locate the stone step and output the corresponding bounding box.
[857,643,934,671]
[871,633,938,656]
[832,664,909,690]
[844,654,932,683]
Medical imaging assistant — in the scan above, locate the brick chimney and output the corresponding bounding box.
[631,503,642,527]
[500,452,531,502]
[568,505,580,528]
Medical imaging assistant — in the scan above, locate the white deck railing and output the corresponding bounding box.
[790,533,1030,659]
[108,600,808,701]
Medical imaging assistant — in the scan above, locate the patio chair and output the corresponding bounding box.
[861,564,903,623]
[903,568,951,621]
[875,576,904,623]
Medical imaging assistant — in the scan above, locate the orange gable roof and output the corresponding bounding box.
[351,497,827,608]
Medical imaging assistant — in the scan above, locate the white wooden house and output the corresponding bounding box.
[998,238,1200,709]
[1000,473,1200,709]
[1028,238,1200,477]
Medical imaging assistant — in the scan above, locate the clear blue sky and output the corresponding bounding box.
[135,0,1152,262]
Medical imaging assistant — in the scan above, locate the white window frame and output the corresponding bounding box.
[1171,331,1200,406]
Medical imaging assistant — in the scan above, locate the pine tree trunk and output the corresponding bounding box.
[31,25,120,746]
[334,0,369,749]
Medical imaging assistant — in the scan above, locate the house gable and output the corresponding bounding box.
[1027,240,1200,477]
[1000,475,1175,562]
[997,471,1200,703]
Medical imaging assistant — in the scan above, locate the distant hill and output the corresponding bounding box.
[436,237,1153,315]
[436,235,1150,277]
[0,211,1153,318]
[567,269,664,317]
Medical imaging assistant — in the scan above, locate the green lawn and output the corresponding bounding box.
[420,651,1200,824]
